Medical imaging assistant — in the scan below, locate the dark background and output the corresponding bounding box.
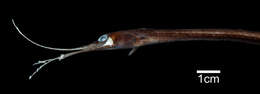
[6,1,260,90]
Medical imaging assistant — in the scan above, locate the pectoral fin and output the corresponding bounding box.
[128,47,138,56]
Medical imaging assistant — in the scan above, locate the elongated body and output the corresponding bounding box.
[108,28,260,49]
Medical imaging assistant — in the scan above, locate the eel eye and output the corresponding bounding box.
[98,34,108,42]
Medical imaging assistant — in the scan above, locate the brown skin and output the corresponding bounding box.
[106,28,260,49]
[47,28,260,67]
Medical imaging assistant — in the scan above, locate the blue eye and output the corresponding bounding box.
[98,34,108,42]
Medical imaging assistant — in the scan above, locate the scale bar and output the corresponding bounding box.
[196,70,221,74]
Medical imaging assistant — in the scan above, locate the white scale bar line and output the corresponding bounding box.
[196,70,221,74]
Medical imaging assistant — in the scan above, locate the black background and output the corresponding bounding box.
[6,1,260,91]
